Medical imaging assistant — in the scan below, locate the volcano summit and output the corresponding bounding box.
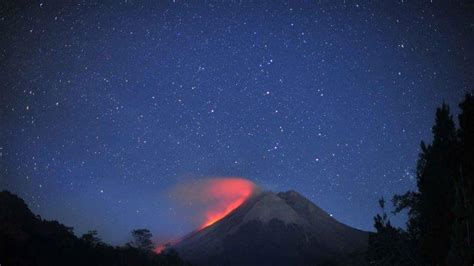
[173,190,368,265]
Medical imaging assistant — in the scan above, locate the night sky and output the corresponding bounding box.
[1,1,472,245]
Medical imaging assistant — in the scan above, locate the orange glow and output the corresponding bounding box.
[155,245,166,254]
[154,178,256,254]
[199,178,255,229]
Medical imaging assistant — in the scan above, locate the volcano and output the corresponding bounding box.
[173,190,369,265]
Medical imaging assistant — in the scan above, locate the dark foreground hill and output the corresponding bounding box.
[0,190,185,266]
[174,190,369,266]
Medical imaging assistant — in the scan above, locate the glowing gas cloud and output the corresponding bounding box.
[170,177,257,230]
[154,177,256,254]
[200,178,256,228]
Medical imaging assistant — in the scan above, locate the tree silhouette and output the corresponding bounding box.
[367,198,419,265]
[80,230,102,247]
[0,190,186,265]
[128,229,154,252]
[368,94,474,265]
[394,104,458,264]
[450,93,474,264]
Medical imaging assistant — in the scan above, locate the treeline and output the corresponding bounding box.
[0,190,187,266]
[367,93,474,265]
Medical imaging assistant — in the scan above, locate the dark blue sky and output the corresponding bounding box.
[1,1,472,245]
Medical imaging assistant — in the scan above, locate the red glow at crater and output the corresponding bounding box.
[155,245,166,254]
[199,178,256,229]
[154,178,256,254]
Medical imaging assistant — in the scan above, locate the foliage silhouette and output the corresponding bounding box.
[127,229,155,252]
[0,190,188,266]
[366,198,419,265]
[450,93,474,264]
[367,93,474,265]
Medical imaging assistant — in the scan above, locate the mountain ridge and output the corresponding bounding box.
[174,190,368,265]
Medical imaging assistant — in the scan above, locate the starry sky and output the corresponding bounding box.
[1,1,472,245]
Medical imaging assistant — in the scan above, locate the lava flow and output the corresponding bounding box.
[155,177,256,254]
[199,178,256,229]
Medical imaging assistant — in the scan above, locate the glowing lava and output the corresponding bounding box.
[155,245,166,254]
[154,178,256,254]
[199,178,256,229]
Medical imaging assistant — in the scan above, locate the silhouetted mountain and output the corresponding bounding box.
[174,190,368,265]
[0,190,185,266]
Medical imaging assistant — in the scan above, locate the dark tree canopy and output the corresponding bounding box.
[416,104,458,264]
[128,228,155,252]
[80,230,102,246]
[367,93,474,265]
[0,190,186,266]
[366,198,419,265]
[451,93,474,264]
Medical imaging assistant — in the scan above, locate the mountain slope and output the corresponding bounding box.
[174,190,368,265]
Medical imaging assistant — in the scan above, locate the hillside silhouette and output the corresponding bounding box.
[0,190,187,266]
